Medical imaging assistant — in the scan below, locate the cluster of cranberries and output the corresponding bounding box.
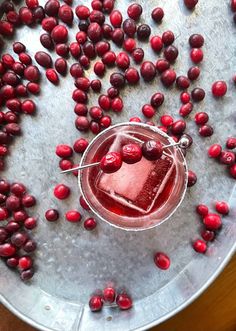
[193,201,229,254]
[208,137,236,179]
[0,179,37,280]
[89,286,132,312]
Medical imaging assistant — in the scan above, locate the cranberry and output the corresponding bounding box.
[21,194,36,208]
[79,196,90,211]
[26,0,39,9]
[98,95,110,111]
[78,20,89,32]
[187,170,197,187]
[154,252,170,270]
[59,159,73,171]
[110,10,122,28]
[184,0,198,9]
[127,4,142,20]
[95,41,110,57]
[180,92,190,104]
[70,63,83,78]
[94,62,105,77]
[142,104,155,118]
[6,195,20,211]
[111,97,123,112]
[56,44,69,57]
[56,144,73,158]
[130,117,142,122]
[152,7,164,22]
[123,38,136,53]
[103,287,116,303]
[140,61,156,82]
[188,66,200,81]
[190,48,203,63]
[70,42,82,58]
[5,123,21,135]
[100,115,112,128]
[13,62,25,76]
[176,76,190,90]
[72,89,87,103]
[32,6,45,23]
[87,22,102,43]
[193,239,207,253]
[24,65,40,83]
[89,106,103,121]
[0,145,8,156]
[100,152,122,173]
[40,33,54,50]
[24,217,37,230]
[76,32,87,45]
[121,143,142,164]
[35,51,52,68]
[55,58,67,75]
[102,24,113,39]
[13,42,26,54]
[116,52,130,70]
[199,125,213,137]
[200,229,215,242]
[75,77,90,91]
[208,144,222,158]
[150,93,164,108]
[2,1,15,13]
[123,19,136,38]
[90,121,100,134]
[74,104,88,116]
[73,138,88,154]
[0,243,16,257]
[41,17,58,32]
[19,7,34,25]
[111,28,124,46]
[226,137,236,150]
[89,10,105,25]
[89,296,103,312]
[137,24,151,40]
[58,5,73,25]
[212,81,227,97]
[110,72,125,89]
[215,201,229,215]
[160,115,173,127]
[116,293,132,310]
[0,227,8,243]
[195,112,209,125]
[164,45,178,63]
[2,54,15,69]
[10,183,26,197]
[191,88,205,102]
[54,184,70,200]
[132,48,144,63]
[84,218,97,230]
[196,204,209,217]
[203,213,222,230]
[75,5,90,19]
[7,256,19,268]
[65,210,81,223]
[20,268,34,281]
[107,87,119,98]
[13,210,28,222]
[23,240,37,253]
[142,140,163,161]
[189,34,204,48]
[179,103,193,117]
[91,79,101,92]
[162,31,175,46]
[103,0,114,14]
[18,256,33,270]
[21,100,36,115]
[0,180,10,193]
[125,67,140,84]
[155,59,170,73]
[102,51,116,66]
[75,116,90,131]
[220,151,235,165]
[91,0,102,11]
[171,119,186,135]
[51,25,68,44]
[45,209,59,222]
[44,0,60,16]
[230,164,236,179]
[0,85,15,100]
[150,36,163,53]
[5,221,20,233]
[161,69,176,87]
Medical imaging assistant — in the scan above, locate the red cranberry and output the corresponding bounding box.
[91,0,102,11]
[59,159,73,171]
[5,221,20,233]
[155,59,170,73]
[189,34,204,48]
[100,152,122,173]
[111,28,124,46]
[56,43,69,57]
[18,52,32,65]
[220,151,235,165]
[195,112,209,125]
[0,227,8,243]
[74,104,88,116]
[142,104,155,118]
[54,184,70,200]
[196,204,209,217]
[0,21,14,37]
[70,42,82,58]
[125,67,140,84]
[94,61,105,77]
[162,30,175,45]
[0,243,16,257]
[140,61,156,82]
[90,121,101,134]
[132,48,144,63]
[161,69,176,87]
[127,3,142,20]
[152,7,164,22]
[137,24,151,40]
[45,209,59,222]
[95,41,110,57]
[123,38,136,53]
[75,77,90,91]
[6,195,21,211]
[215,201,229,215]
[56,144,73,158]
[54,58,67,75]
[190,48,203,63]
[73,138,88,154]
[13,210,28,222]
[21,194,36,208]
[0,179,10,193]
[35,51,52,68]
[72,89,87,103]
[41,17,58,32]
[13,42,26,54]
[12,62,25,76]
[0,145,8,156]
[116,52,130,70]
[7,256,19,268]
[203,213,222,230]
[116,293,132,310]
[84,218,97,230]
[89,10,105,25]
[91,79,101,92]
[123,19,136,38]
[75,116,90,131]
[102,23,113,39]
[199,125,213,137]
[58,4,73,25]
[23,240,37,253]
[80,196,90,211]
[103,287,116,303]
[2,54,15,69]
[121,143,142,164]
[180,92,191,104]
[18,256,33,270]
[176,76,190,90]
[21,100,36,115]
[102,51,116,66]
[226,137,236,149]
[70,63,83,78]
[2,71,19,87]
[142,140,163,161]
[164,45,178,63]
[89,296,103,312]
[76,31,87,45]
[171,120,186,135]
[184,0,198,9]
[110,72,125,89]
[150,36,163,52]
[75,5,90,19]
[65,210,81,223]
[103,0,114,14]
[100,115,111,128]
[98,95,111,110]
[191,88,205,102]
[0,85,15,100]
[89,106,103,120]
[208,144,222,158]
[87,22,102,43]
[5,123,21,135]
[24,217,37,230]
[19,7,34,25]
[160,115,173,127]
[51,25,68,44]
[11,183,26,197]
[193,239,207,253]
[24,65,40,83]
[212,81,227,97]
[179,103,193,117]
[154,252,170,270]
[229,164,236,179]
[187,170,197,187]
[111,97,123,112]
[130,117,142,122]
[110,10,122,28]
[26,0,39,9]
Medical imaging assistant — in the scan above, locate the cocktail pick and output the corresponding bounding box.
[60,135,191,174]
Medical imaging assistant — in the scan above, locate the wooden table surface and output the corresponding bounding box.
[0,254,235,331]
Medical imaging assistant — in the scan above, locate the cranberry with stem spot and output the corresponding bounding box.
[154,252,170,270]
[132,48,144,63]
[137,24,151,40]
[84,218,97,230]
[201,230,215,242]
[142,140,163,161]
[75,116,90,131]
[100,152,122,173]
[220,151,235,165]
[20,268,34,281]
[45,209,59,222]
[121,143,142,164]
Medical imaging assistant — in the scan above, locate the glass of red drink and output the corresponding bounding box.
[78,122,188,231]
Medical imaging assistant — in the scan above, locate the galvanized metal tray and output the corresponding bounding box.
[0,1,236,330]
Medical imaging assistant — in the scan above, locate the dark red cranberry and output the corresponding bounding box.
[230,164,236,179]
[94,61,105,77]
[5,221,20,233]
[89,296,103,312]
[102,51,116,66]
[187,170,197,187]
[107,87,119,98]
[0,85,15,100]
[70,63,83,78]
[45,209,59,222]
[78,20,89,32]
[151,92,164,108]
[152,7,164,22]
[103,287,116,303]
[0,243,16,257]
[54,58,67,75]
[84,218,97,230]
[89,106,103,120]
[189,34,204,48]
[203,213,222,230]
[95,41,110,57]
[40,33,54,50]
[7,11,21,25]
[155,59,170,73]
[196,204,209,217]
[72,89,87,103]
[195,112,209,125]
[90,10,105,25]
[6,256,19,268]
[32,6,45,23]
[103,0,115,14]
[123,18,136,37]
[58,4,73,25]
[137,24,151,40]
[125,67,140,84]
[176,76,190,89]
[208,144,222,158]
[116,293,132,310]
[0,180,10,193]
[13,42,26,54]
[127,3,142,20]
[110,72,125,88]
[87,22,102,43]
[90,121,100,134]
[154,252,170,270]
[226,137,236,149]
[111,28,124,45]
[164,45,178,63]
[161,69,176,87]
[10,183,26,197]
[220,151,235,165]
[184,0,198,10]
[6,195,21,211]
[0,227,8,243]
[142,140,163,160]
[193,239,207,253]
[2,71,19,86]
[44,0,60,16]
[75,77,90,91]
[91,79,101,92]
[191,88,205,102]
[4,110,18,123]
[201,230,215,242]
[188,66,200,80]
[2,54,15,69]
[215,201,229,215]
[26,0,39,9]
[102,24,113,39]
[80,195,90,210]
[41,17,58,32]
[35,51,52,68]
[116,52,130,70]
[199,125,213,137]
[150,36,163,52]
[100,152,122,173]
[121,143,142,164]
[132,48,144,63]
[140,61,156,82]
[11,232,28,248]
[24,217,37,229]
[70,42,81,58]
[179,102,193,117]
[110,10,122,28]
[190,48,203,63]
[162,30,175,45]
[56,43,69,57]
[24,65,40,83]
[123,38,136,53]
[21,194,36,208]
[23,240,37,253]
[2,0,15,13]
[12,62,25,76]
[20,268,34,281]
[75,116,90,131]
[212,81,227,97]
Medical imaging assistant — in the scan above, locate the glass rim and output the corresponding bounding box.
[78,122,188,232]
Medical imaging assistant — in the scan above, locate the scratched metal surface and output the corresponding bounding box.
[0,1,236,331]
